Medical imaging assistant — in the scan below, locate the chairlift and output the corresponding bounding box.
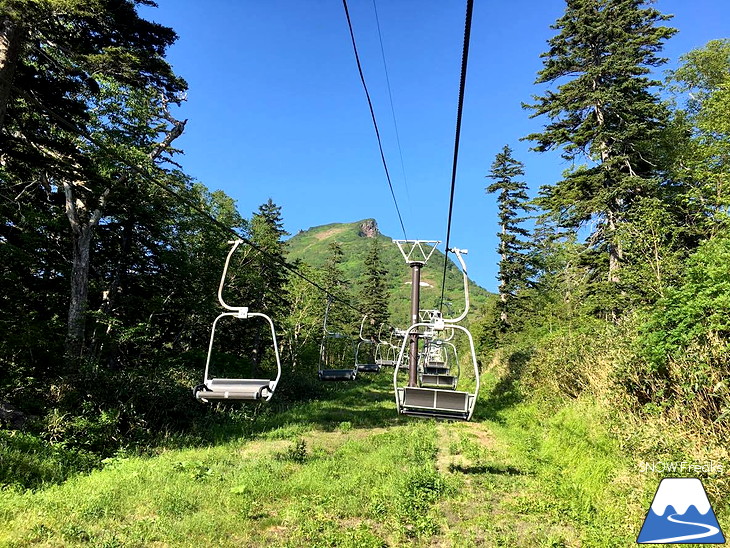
[318,299,357,381]
[393,248,479,420]
[419,335,459,390]
[374,324,393,367]
[194,240,282,402]
[375,324,399,367]
[355,316,380,372]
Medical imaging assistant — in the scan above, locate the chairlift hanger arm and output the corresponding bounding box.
[443,247,470,324]
[323,298,336,336]
[217,240,246,312]
[359,315,372,342]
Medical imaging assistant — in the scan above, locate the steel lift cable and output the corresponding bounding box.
[342,0,408,240]
[372,0,413,222]
[438,0,474,311]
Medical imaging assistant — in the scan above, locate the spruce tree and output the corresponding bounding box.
[249,199,289,315]
[359,237,389,336]
[524,0,676,303]
[322,241,355,333]
[486,145,533,330]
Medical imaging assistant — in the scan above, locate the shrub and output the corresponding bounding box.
[640,236,730,365]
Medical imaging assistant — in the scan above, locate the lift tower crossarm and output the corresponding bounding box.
[393,240,440,266]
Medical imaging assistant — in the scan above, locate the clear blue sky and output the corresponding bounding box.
[141,0,730,291]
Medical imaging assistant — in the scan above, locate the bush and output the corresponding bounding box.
[518,318,617,401]
[640,236,730,365]
[632,237,730,428]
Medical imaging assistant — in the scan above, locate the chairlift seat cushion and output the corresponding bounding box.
[423,365,449,375]
[196,378,272,401]
[397,387,472,420]
[319,369,356,381]
[376,359,396,367]
[357,363,380,372]
[420,374,457,389]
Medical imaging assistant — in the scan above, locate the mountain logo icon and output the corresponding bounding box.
[638,478,725,544]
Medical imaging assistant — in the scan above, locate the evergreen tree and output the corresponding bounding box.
[323,241,345,295]
[0,1,187,360]
[524,0,676,309]
[485,145,533,330]
[321,241,355,333]
[244,199,289,370]
[359,237,389,336]
[249,198,289,314]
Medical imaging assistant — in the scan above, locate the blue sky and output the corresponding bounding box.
[141,0,730,291]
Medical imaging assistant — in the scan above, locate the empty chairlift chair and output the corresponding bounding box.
[419,336,459,390]
[393,248,479,421]
[318,299,358,381]
[374,324,396,367]
[194,240,282,402]
[355,316,380,373]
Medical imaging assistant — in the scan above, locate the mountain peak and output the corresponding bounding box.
[358,219,378,238]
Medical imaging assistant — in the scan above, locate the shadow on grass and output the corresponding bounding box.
[473,347,533,424]
[448,463,527,476]
[194,370,405,444]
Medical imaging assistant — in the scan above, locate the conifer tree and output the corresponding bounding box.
[244,199,289,370]
[359,237,389,336]
[249,199,289,315]
[524,0,676,300]
[486,145,533,330]
[0,1,187,360]
[322,241,355,333]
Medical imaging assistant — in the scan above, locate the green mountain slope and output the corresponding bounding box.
[286,219,494,327]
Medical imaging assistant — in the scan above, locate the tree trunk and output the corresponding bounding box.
[594,99,622,284]
[0,17,23,132]
[67,224,93,358]
[62,116,186,363]
[607,210,621,283]
[64,181,109,360]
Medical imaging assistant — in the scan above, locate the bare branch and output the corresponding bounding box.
[89,186,111,227]
[62,181,81,235]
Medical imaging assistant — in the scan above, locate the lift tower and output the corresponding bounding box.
[394,240,440,387]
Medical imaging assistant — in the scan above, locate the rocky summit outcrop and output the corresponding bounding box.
[359,219,378,238]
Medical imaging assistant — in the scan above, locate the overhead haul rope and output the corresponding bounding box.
[14,76,371,319]
[341,0,408,240]
[439,0,474,310]
[372,0,412,218]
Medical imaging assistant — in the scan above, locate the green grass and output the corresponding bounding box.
[1,370,722,547]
